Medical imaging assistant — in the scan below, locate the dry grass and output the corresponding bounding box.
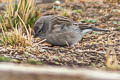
[104,0,120,3]
[105,40,120,70]
[65,0,79,3]
[6,0,38,28]
[1,27,32,47]
[59,8,72,17]
[0,0,39,47]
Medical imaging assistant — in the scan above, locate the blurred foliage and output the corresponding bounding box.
[27,58,43,65]
[0,56,12,62]
[81,19,97,23]
[106,47,120,70]
[104,0,120,3]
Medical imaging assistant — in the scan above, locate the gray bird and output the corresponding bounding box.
[34,15,109,46]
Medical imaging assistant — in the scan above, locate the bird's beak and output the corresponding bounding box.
[33,34,38,38]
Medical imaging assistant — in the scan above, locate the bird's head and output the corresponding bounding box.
[33,20,44,38]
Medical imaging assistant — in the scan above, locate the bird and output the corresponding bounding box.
[34,15,109,47]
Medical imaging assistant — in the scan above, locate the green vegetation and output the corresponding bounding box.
[0,56,12,62]
[27,58,43,65]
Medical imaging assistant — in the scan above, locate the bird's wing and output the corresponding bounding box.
[48,16,73,33]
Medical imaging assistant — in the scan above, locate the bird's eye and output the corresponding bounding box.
[35,29,42,34]
[38,30,42,33]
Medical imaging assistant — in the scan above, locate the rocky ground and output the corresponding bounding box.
[0,1,120,70]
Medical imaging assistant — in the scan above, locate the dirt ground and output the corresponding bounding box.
[1,1,120,70]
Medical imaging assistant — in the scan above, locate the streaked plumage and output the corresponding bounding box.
[34,15,109,46]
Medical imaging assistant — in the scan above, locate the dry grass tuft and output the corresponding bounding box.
[1,27,32,47]
[104,0,120,3]
[6,0,38,28]
[105,40,120,70]
[0,0,39,47]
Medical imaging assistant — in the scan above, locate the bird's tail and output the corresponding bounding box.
[90,27,109,32]
[75,22,109,32]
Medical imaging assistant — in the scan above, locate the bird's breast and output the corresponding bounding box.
[45,30,82,46]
